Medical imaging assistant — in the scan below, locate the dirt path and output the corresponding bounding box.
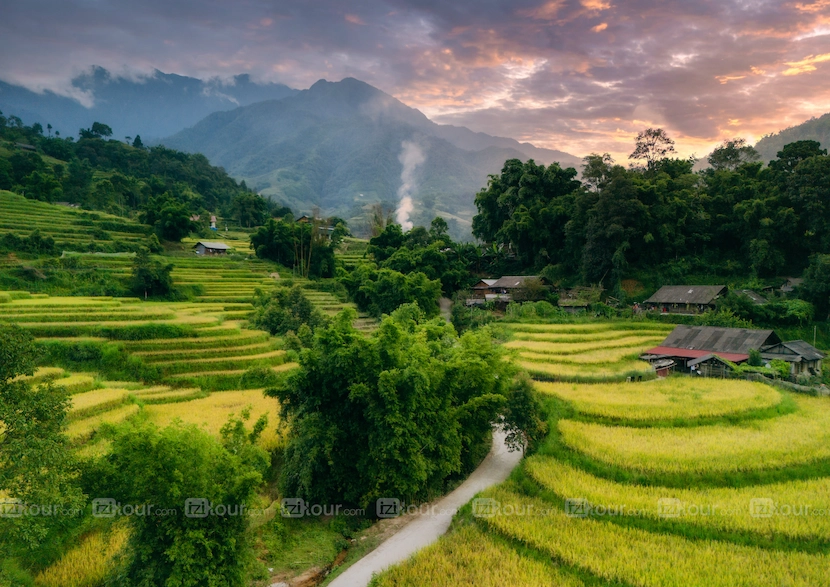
[326,429,522,587]
[439,297,452,323]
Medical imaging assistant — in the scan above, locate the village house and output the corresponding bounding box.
[644,285,727,314]
[641,325,780,371]
[193,241,231,256]
[760,340,825,376]
[643,325,826,380]
[465,275,547,306]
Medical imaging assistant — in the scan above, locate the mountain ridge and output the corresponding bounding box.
[0,67,298,141]
[162,77,582,236]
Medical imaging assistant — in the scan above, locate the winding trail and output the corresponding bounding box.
[327,429,522,587]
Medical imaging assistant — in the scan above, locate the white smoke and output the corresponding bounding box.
[396,140,425,231]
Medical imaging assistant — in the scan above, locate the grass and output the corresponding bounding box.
[558,394,830,474]
[535,378,784,422]
[520,359,656,382]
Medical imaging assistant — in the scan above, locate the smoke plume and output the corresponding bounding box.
[396,140,425,231]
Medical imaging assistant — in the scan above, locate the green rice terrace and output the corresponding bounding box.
[0,190,151,250]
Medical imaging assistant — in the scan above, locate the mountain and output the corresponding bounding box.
[754,112,830,162]
[162,78,582,236]
[0,67,298,141]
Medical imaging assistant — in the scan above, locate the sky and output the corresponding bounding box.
[2,0,830,160]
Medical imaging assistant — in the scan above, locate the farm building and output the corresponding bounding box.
[558,299,589,313]
[471,279,498,299]
[642,325,781,370]
[489,275,547,294]
[644,285,727,314]
[688,354,736,378]
[193,241,231,256]
[760,340,825,376]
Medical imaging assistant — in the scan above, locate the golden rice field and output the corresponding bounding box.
[536,378,784,421]
[374,319,830,586]
[479,487,830,587]
[144,388,282,450]
[559,394,830,474]
[33,526,130,587]
[526,458,830,541]
[503,321,663,382]
[371,524,584,587]
[503,334,666,355]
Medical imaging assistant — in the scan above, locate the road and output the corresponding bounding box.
[327,429,522,587]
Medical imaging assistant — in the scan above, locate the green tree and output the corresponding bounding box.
[131,249,174,298]
[88,421,265,587]
[132,134,144,148]
[628,128,676,171]
[802,254,830,318]
[0,325,84,549]
[270,305,519,508]
[232,192,269,228]
[708,138,760,171]
[250,286,328,336]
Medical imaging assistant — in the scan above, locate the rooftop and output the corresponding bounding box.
[645,285,726,305]
[657,325,780,355]
[193,241,231,250]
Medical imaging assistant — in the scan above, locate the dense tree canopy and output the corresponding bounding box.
[472,135,830,290]
[269,305,525,508]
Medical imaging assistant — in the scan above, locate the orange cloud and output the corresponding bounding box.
[793,0,830,13]
[716,74,746,84]
[581,0,612,10]
[345,14,365,25]
[783,52,830,75]
[591,23,608,32]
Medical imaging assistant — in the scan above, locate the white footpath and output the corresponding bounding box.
[327,429,522,587]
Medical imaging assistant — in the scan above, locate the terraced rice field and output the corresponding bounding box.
[501,321,672,382]
[2,292,296,450]
[0,190,151,249]
[371,320,830,587]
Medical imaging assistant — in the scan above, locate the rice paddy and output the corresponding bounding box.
[536,378,784,422]
[502,321,670,383]
[558,394,830,474]
[373,318,830,586]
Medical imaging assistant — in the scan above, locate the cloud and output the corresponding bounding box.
[1,0,829,160]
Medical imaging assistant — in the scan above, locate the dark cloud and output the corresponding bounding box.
[1,0,829,157]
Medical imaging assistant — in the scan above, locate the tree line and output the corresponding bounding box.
[473,131,830,294]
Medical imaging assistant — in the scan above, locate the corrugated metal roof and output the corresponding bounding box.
[490,276,542,289]
[687,353,734,367]
[761,340,825,361]
[659,325,780,354]
[194,241,231,250]
[645,285,727,305]
[645,346,749,363]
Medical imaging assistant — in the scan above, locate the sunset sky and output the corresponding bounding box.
[2,0,830,160]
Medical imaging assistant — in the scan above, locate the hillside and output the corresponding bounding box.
[754,112,830,162]
[162,78,582,237]
[0,67,297,141]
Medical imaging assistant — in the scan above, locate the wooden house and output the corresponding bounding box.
[471,279,497,299]
[644,285,726,314]
[642,325,780,370]
[760,340,825,376]
[687,354,737,378]
[193,241,231,256]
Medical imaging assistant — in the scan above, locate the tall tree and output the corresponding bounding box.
[628,128,677,171]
